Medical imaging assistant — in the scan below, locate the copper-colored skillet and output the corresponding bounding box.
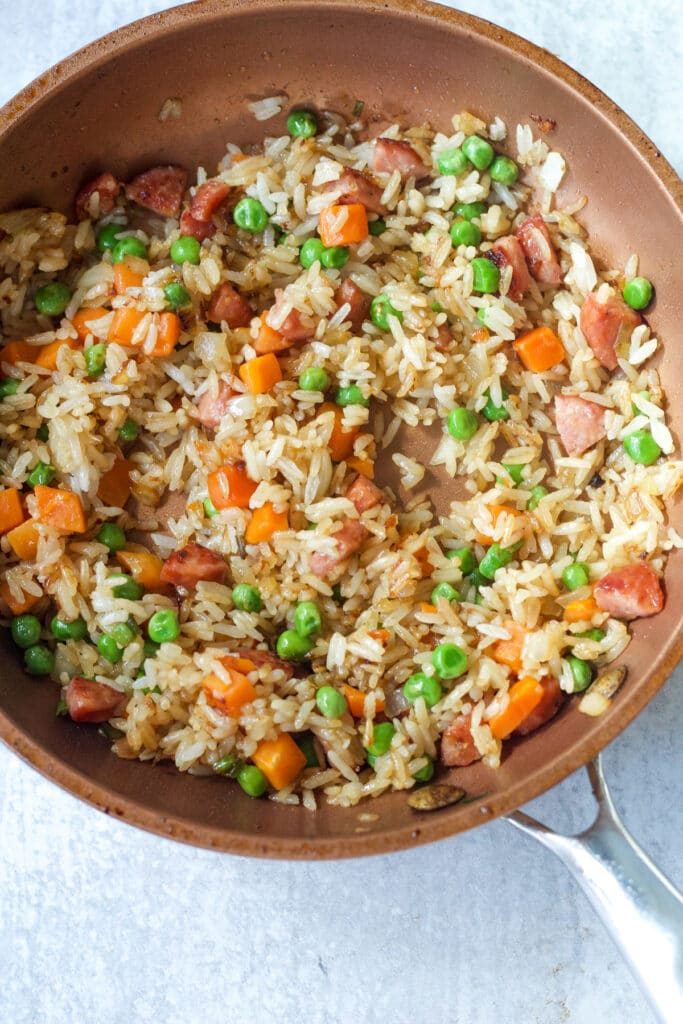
[0,2,681,1016]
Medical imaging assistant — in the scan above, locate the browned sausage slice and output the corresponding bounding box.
[207,282,253,327]
[440,713,482,767]
[125,165,188,218]
[594,562,664,620]
[324,167,386,215]
[346,474,383,514]
[515,676,564,735]
[554,394,607,456]
[75,172,121,221]
[196,379,235,430]
[309,519,368,577]
[160,543,226,588]
[516,214,562,284]
[372,138,430,180]
[66,677,127,723]
[579,291,642,371]
[266,289,316,341]
[180,209,215,241]
[485,235,531,302]
[334,278,369,332]
[189,180,231,222]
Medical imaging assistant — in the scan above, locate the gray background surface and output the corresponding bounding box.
[0,2,681,1022]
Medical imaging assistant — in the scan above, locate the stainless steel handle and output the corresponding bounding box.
[506,754,683,1024]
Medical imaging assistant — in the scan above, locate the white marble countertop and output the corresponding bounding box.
[0,3,681,1022]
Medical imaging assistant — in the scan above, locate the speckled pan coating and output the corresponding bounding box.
[0,0,681,858]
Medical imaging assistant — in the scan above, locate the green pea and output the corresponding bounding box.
[370,294,403,331]
[117,417,139,442]
[368,218,387,236]
[623,429,661,466]
[403,672,442,708]
[148,609,180,643]
[482,387,510,421]
[335,384,368,407]
[299,238,326,268]
[431,301,443,313]
[479,542,520,580]
[295,733,320,768]
[462,135,494,170]
[447,406,478,441]
[214,753,243,777]
[489,156,519,184]
[454,201,486,221]
[287,110,318,138]
[51,615,87,641]
[294,600,322,637]
[477,308,488,325]
[97,523,126,551]
[203,496,219,518]
[450,218,481,247]
[163,282,192,311]
[85,343,107,377]
[320,245,350,269]
[35,282,71,317]
[316,685,348,719]
[23,644,54,676]
[562,562,590,591]
[623,276,653,311]
[431,582,460,604]
[366,752,377,768]
[232,584,262,612]
[577,628,606,642]
[276,629,313,661]
[432,642,468,680]
[413,754,435,782]
[170,235,201,265]
[0,378,19,398]
[366,721,395,757]
[36,422,49,441]
[437,148,470,176]
[567,655,593,693]
[111,237,147,264]
[233,197,269,233]
[471,257,500,294]
[237,764,269,797]
[97,223,124,252]
[143,638,161,659]
[499,463,524,486]
[110,622,136,648]
[526,485,548,511]
[111,574,144,600]
[298,367,329,392]
[11,614,42,649]
[27,461,56,487]
[97,634,122,663]
[447,546,476,575]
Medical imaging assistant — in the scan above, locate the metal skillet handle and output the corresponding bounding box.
[506,754,683,1024]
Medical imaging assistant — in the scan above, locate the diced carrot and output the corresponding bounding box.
[489,676,545,739]
[71,306,109,341]
[245,502,289,545]
[108,307,146,347]
[253,320,291,355]
[0,579,41,615]
[34,485,87,533]
[342,683,385,717]
[207,463,257,510]
[472,327,490,343]
[225,656,257,674]
[474,504,523,546]
[97,456,132,508]
[0,488,25,535]
[318,402,359,461]
[413,545,433,579]
[113,263,144,295]
[368,628,390,645]
[513,326,565,373]
[238,352,282,394]
[35,337,79,371]
[231,154,247,164]
[6,518,40,559]
[116,549,166,592]
[347,455,375,479]
[420,602,437,614]
[491,620,528,674]
[564,595,599,623]
[318,203,368,247]
[203,662,257,717]
[149,312,181,357]
[253,733,307,790]
[1,341,35,366]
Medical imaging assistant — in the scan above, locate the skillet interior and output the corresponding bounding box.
[0,0,681,858]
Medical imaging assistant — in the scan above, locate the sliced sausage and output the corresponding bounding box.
[66,676,127,724]
[309,519,368,578]
[372,138,430,180]
[434,322,452,352]
[594,562,664,620]
[229,646,294,680]
[579,291,642,371]
[515,676,564,735]
[485,235,531,302]
[554,394,607,456]
[346,474,383,514]
[189,180,231,222]
[266,289,316,342]
[324,167,386,215]
[125,165,188,218]
[180,209,215,242]
[440,713,482,767]
[334,278,369,332]
[196,379,235,430]
[159,542,226,588]
[516,214,562,284]
[75,172,121,221]
[207,282,253,328]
